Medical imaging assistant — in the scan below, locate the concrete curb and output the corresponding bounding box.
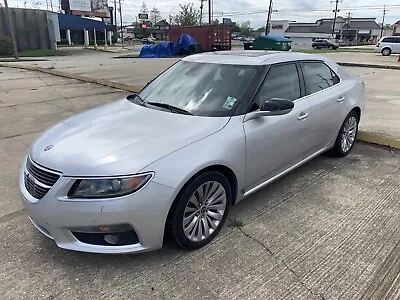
[0,58,49,62]
[357,131,400,149]
[0,63,142,93]
[338,62,400,70]
[1,62,399,150]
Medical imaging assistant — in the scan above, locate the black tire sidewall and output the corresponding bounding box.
[382,48,391,56]
[171,171,232,249]
[332,111,359,156]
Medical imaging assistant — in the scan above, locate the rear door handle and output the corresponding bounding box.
[297,112,309,120]
[338,96,345,102]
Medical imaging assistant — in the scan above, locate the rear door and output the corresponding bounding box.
[243,62,313,191]
[300,61,347,151]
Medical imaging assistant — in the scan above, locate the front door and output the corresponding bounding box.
[243,63,313,192]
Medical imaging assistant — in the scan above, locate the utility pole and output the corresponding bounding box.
[345,11,351,44]
[380,5,386,39]
[208,0,211,25]
[331,0,341,38]
[265,0,273,35]
[114,0,117,26]
[200,0,205,25]
[118,0,123,44]
[3,0,19,59]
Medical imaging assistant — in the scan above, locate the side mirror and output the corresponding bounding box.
[244,98,294,122]
[260,98,294,114]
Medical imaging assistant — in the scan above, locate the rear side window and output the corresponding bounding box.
[255,63,301,106]
[302,62,340,95]
[382,37,400,43]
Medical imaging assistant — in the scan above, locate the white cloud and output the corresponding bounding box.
[6,0,400,27]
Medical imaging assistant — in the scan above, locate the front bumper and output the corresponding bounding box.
[19,169,176,254]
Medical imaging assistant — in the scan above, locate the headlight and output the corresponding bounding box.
[67,173,153,199]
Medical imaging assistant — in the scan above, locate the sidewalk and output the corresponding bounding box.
[1,50,399,148]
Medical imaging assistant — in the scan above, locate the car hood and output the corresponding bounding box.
[30,99,229,176]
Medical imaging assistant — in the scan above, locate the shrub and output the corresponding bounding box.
[89,40,110,46]
[57,39,69,45]
[0,35,13,56]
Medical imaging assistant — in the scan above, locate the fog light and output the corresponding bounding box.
[104,234,120,245]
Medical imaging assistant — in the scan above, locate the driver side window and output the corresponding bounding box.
[254,63,301,109]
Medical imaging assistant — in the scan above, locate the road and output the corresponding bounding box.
[0,67,400,300]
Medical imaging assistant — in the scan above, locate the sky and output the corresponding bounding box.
[6,0,400,28]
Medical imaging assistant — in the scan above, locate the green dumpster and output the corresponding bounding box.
[244,35,292,51]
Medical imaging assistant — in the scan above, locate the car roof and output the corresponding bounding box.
[182,51,331,66]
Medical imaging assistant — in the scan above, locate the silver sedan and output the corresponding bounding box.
[19,51,364,254]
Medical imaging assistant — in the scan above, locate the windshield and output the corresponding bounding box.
[138,61,259,117]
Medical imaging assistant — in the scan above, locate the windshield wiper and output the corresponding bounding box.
[146,102,193,115]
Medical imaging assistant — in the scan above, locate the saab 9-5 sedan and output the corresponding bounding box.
[19,51,364,253]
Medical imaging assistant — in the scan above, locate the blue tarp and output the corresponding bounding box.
[140,41,174,58]
[58,13,106,30]
[139,34,197,58]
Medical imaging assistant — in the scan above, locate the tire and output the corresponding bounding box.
[329,45,334,50]
[381,48,391,56]
[313,45,318,50]
[169,171,231,250]
[330,111,359,157]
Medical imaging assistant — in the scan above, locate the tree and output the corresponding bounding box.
[173,3,200,26]
[239,21,252,36]
[150,7,162,24]
[140,1,149,15]
[231,22,240,33]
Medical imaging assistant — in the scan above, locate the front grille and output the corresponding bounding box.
[24,158,61,199]
[26,159,60,186]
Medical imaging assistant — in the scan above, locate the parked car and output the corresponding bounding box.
[312,39,339,50]
[376,36,400,56]
[19,51,364,254]
[142,37,155,45]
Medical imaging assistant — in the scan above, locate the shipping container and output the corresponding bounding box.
[169,25,231,52]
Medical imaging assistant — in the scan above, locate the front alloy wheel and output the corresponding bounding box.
[183,181,227,242]
[169,171,231,249]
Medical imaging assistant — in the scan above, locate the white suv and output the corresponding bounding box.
[376,36,400,56]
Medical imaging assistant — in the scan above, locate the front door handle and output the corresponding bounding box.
[297,112,309,120]
[338,96,345,102]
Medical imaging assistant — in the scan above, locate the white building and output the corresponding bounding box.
[269,17,382,49]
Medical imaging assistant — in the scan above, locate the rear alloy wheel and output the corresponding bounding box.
[169,171,231,249]
[313,45,318,50]
[381,48,391,56]
[329,45,334,50]
[330,111,359,157]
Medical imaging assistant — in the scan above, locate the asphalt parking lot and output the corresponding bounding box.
[1,66,400,300]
